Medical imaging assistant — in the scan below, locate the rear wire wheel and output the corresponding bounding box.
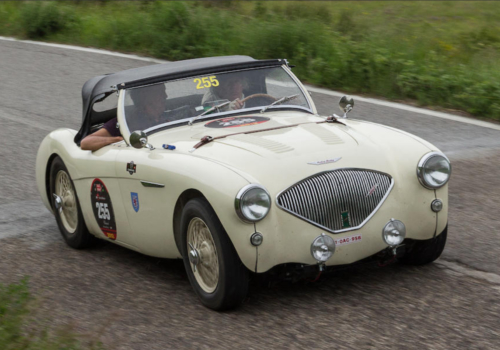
[54,170,78,233]
[181,198,249,310]
[49,157,96,249]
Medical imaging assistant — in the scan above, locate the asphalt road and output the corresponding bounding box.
[1,38,500,350]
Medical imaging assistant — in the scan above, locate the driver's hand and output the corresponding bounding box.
[229,98,244,110]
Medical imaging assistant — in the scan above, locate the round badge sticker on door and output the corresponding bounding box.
[91,179,117,240]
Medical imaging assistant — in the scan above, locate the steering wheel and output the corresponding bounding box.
[241,93,276,106]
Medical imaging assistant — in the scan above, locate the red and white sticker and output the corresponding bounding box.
[91,178,117,240]
[334,234,362,247]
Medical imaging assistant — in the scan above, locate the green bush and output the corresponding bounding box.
[19,2,69,39]
[0,1,499,121]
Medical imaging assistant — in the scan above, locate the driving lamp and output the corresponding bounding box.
[310,233,336,263]
[417,152,451,189]
[235,185,271,222]
[382,219,406,247]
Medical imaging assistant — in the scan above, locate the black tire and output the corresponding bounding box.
[399,225,448,265]
[49,157,96,249]
[180,198,249,311]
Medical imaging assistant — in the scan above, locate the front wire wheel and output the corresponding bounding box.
[181,198,249,310]
[399,226,448,265]
[187,217,219,293]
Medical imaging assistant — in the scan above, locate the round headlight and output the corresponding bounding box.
[311,233,336,262]
[235,185,271,222]
[382,219,406,246]
[417,152,451,189]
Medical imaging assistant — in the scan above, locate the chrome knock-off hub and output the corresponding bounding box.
[188,243,200,271]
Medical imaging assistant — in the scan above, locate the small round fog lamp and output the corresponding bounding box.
[431,199,443,212]
[382,219,406,247]
[310,233,336,263]
[250,232,263,246]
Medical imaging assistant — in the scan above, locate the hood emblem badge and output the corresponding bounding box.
[307,157,342,165]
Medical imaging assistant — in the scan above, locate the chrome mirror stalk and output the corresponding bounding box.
[338,95,354,119]
[130,130,155,150]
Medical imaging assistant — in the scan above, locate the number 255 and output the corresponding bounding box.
[194,76,219,89]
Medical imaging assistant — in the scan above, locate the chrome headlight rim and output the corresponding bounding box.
[417,151,451,190]
[235,184,271,223]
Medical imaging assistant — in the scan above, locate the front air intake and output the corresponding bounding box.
[276,169,394,233]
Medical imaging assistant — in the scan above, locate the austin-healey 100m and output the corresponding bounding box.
[36,56,451,310]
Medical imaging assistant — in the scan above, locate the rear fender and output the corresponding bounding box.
[35,128,82,214]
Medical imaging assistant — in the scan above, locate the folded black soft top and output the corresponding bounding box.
[75,56,287,144]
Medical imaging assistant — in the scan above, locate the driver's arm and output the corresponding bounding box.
[81,128,123,151]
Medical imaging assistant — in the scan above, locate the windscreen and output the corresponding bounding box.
[122,66,310,133]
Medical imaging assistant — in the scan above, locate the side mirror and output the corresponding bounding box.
[338,96,354,118]
[130,130,154,150]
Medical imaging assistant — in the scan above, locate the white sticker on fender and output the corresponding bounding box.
[334,234,362,247]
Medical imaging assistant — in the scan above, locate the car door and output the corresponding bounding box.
[114,147,179,258]
[72,142,135,249]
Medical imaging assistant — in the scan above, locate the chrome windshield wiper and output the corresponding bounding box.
[260,94,300,113]
[188,101,231,126]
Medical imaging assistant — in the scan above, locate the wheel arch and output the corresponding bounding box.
[36,128,80,214]
[45,153,61,211]
[173,189,207,255]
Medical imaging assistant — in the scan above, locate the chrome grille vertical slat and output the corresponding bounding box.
[276,169,394,233]
[343,170,360,226]
[327,171,343,230]
[354,170,370,222]
[332,170,350,226]
[311,176,330,228]
[318,173,335,229]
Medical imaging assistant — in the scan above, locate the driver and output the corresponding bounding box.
[201,74,247,111]
[127,84,169,131]
[81,84,169,151]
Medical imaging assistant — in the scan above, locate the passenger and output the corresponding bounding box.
[202,75,247,111]
[81,84,168,151]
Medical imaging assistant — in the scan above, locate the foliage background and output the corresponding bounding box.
[0,1,499,120]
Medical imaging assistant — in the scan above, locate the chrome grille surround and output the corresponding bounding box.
[276,168,394,234]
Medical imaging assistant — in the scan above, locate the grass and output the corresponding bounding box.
[0,1,499,120]
[0,278,104,350]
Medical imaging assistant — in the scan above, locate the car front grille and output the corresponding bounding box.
[276,169,393,233]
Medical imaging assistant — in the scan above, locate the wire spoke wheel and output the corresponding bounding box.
[55,170,78,234]
[187,217,219,293]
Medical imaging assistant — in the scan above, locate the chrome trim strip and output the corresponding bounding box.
[140,181,165,188]
[275,168,395,234]
[282,65,316,114]
[143,105,315,135]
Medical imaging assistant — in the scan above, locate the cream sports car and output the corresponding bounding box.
[36,56,451,310]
